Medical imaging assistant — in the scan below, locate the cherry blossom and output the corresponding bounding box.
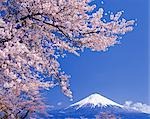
[0,0,134,118]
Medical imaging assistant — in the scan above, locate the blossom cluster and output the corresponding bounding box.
[0,0,134,118]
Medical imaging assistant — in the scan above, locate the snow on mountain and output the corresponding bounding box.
[69,93,123,109]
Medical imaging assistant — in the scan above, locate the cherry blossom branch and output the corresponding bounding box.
[0,0,135,118]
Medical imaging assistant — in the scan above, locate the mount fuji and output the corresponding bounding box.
[49,93,150,119]
[69,93,123,109]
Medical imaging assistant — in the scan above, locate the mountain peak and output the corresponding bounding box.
[70,93,123,109]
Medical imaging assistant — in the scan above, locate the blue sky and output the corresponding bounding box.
[44,0,149,108]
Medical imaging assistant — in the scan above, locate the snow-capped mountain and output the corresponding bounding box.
[49,93,150,119]
[69,93,123,109]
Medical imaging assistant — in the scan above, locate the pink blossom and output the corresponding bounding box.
[0,0,134,118]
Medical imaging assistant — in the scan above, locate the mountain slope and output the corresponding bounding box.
[69,93,123,109]
[49,93,150,119]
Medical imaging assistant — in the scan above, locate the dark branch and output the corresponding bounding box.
[21,110,30,119]
[82,31,99,35]
[0,38,11,44]
[19,13,42,21]
[31,17,71,40]
[0,26,5,28]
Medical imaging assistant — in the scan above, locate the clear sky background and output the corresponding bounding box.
[44,0,149,108]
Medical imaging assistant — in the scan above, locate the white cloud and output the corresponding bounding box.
[57,102,62,106]
[123,101,150,114]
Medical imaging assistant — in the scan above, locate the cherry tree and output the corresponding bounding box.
[0,0,134,118]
